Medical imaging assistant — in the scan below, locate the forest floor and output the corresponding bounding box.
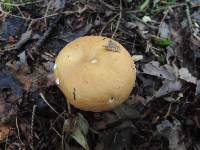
[0,0,200,150]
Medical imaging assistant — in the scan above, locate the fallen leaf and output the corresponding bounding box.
[143,61,177,81]
[15,73,32,91]
[159,22,171,38]
[57,24,92,43]
[0,125,13,141]
[166,47,175,64]
[195,80,200,96]
[155,80,182,98]
[0,16,26,42]
[8,36,16,44]
[17,51,27,66]
[4,30,32,51]
[53,0,66,11]
[179,68,197,84]
[113,104,141,119]
[0,72,22,98]
[70,113,89,150]
[156,119,186,150]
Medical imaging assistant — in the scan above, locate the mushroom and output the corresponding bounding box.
[54,36,136,112]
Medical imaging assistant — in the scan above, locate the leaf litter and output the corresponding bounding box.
[0,0,200,149]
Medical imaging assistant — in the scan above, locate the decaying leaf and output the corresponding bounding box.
[70,113,89,150]
[195,80,200,96]
[4,30,32,51]
[156,119,186,150]
[179,68,197,84]
[57,24,92,43]
[143,61,177,81]
[113,104,141,119]
[159,22,171,38]
[0,125,13,141]
[155,80,182,98]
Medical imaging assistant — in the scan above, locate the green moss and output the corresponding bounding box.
[153,37,172,47]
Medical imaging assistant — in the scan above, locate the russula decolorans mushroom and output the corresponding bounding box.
[54,36,136,112]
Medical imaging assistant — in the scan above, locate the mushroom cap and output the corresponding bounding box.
[54,36,136,112]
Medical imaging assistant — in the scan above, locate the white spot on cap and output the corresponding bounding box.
[55,78,59,85]
[54,64,57,70]
[91,59,98,64]
[108,97,115,103]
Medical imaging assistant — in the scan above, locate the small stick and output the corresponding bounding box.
[99,13,119,35]
[40,93,60,115]
[16,117,24,145]
[31,105,37,150]
[112,0,122,39]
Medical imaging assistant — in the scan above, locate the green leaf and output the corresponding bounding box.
[139,0,150,11]
[70,113,89,150]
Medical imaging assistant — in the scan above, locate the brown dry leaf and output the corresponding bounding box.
[8,36,16,44]
[0,125,13,141]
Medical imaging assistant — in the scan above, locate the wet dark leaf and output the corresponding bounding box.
[0,16,26,42]
[0,73,22,97]
[113,104,141,119]
[56,24,92,43]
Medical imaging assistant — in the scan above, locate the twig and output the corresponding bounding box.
[112,0,122,39]
[16,117,24,145]
[185,1,200,42]
[4,133,9,150]
[16,6,25,18]
[40,93,60,115]
[2,10,78,21]
[164,103,172,118]
[31,105,37,150]
[52,127,62,138]
[186,3,193,32]
[99,13,119,35]
[44,0,52,26]
[99,0,116,10]
[0,0,42,7]
[3,11,59,21]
